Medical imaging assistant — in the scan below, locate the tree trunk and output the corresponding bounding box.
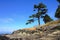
[38,17,40,25]
[38,8,40,25]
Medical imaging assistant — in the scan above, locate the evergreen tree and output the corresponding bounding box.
[34,3,47,25]
[55,0,60,19]
[55,5,60,19]
[57,0,60,3]
[29,3,47,25]
[42,14,53,23]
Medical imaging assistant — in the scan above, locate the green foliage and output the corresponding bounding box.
[29,14,36,18]
[34,5,38,8]
[26,19,34,25]
[34,3,46,9]
[29,12,42,18]
[57,0,60,3]
[55,0,60,19]
[42,14,53,23]
[26,3,47,25]
[38,3,46,8]
[33,3,47,25]
[41,9,47,14]
[55,5,60,19]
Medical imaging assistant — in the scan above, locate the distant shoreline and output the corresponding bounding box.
[0,32,12,35]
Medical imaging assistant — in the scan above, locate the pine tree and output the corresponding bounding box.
[42,14,53,23]
[55,0,60,19]
[26,3,47,25]
[33,3,47,25]
[57,0,60,3]
[28,3,47,25]
[55,5,60,19]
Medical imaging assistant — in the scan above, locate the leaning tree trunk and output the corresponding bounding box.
[38,8,40,25]
[38,17,40,25]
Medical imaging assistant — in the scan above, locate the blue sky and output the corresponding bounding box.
[0,0,58,34]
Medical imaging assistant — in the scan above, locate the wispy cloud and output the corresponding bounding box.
[0,18,14,23]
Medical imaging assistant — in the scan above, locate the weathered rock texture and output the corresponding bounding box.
[3,20,60,40]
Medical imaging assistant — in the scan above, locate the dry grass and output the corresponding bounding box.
[23,27,36,31]
[38,20,60,29]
